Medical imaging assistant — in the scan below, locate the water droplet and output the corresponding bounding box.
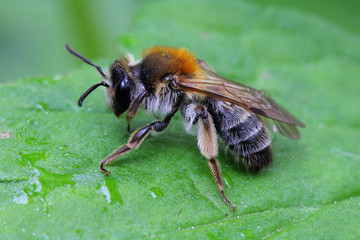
[240,229,254,239]
[149,187,164,199]
[16,129,49,145]
[106,177,124,205]
[100,185,111,204]
[19,151,49,167]
[36,102,48,112]
[12,190,29,205]
[223,175,232,188]
[21,163,74,213]
[150,192,156,199]
[98,177,124,205]
[25,118,34,124]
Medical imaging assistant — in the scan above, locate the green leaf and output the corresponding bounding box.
[1,0,360,239]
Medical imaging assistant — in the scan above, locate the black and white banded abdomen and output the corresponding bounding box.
[206,99,272,172]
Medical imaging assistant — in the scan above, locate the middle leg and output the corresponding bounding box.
[100,109,177,174]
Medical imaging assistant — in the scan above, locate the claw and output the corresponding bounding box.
[100,163,110,175]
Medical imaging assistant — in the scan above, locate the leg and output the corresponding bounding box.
[101,108,177,174]
[126,90,147,132]
[208,158,235,211]
[194,106,235,211]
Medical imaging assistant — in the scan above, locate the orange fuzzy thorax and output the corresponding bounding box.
[142,46,201,76]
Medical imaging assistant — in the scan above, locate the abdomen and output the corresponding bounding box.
[206,99,272,172]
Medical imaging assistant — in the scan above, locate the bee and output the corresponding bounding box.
[65,44,305,211]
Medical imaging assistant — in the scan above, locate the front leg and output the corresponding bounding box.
[126,90,147,132]
[100,109,177,174]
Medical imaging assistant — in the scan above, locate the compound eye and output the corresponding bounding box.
[114,68,124,80]
[120,77,129,89]
[113,68,130,89]
[110,67,132,116]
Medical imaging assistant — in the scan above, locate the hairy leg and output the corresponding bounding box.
[194,105,235,211]
[101,109,177,174]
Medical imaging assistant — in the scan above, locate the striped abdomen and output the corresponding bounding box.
[207,99,272,172]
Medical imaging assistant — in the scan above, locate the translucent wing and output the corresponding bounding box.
[177,60,305,139]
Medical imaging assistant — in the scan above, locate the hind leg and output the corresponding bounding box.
[194,106,235,211]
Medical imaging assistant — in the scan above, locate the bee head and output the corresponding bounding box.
[107,59,135,116]
[65,44,134,116]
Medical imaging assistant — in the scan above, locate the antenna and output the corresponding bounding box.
[65,43,108,79]
[65,43,110,107]
[77,81,109,107]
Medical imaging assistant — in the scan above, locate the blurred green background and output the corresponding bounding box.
[1,0,359,83]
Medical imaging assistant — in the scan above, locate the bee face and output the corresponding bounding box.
[108,59,135,116]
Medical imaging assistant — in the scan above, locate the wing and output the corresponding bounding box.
[177,60,305,139]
